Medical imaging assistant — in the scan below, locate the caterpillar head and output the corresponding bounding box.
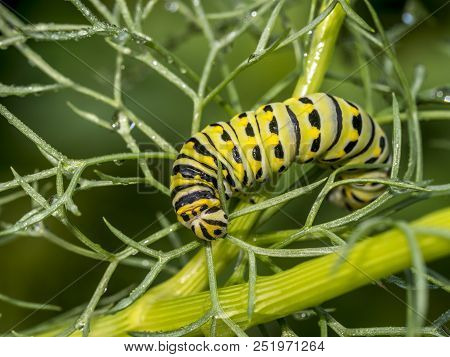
[176,200,228,241]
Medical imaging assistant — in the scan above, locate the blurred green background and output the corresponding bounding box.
[0,0,449,336]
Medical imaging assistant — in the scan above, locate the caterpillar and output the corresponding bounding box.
[170,92,391,241]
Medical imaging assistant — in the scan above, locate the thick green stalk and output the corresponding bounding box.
[39,207,450,336]
[36,203,260,336]
[293,1,346,97]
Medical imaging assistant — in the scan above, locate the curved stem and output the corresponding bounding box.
[292,1,346,97]
[38,207,450,336]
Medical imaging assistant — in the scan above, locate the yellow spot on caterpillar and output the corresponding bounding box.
[223,141,234,150]
[348,129,359,141]
[349,106,359,116]
[210,125,223,133]
[272,157,284,165]
[302,103,314,114]
[237,117,248,126]
[258,111,272,122]
[306,127,320,139]
[372,146,381,157]
[235,166,245,181]
[170,175,187,190]
[265,134,279,146]
[177,198,215,215]
[202,156,216,168]
[245,137,256,145]
[249,160,261,174]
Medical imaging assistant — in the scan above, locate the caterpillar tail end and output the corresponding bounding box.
[328,170,389,210]
[176,201,228,241]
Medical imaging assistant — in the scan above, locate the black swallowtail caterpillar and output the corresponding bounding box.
[170,93,391,241]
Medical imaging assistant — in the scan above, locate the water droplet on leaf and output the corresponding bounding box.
[401,12,415,25]
[165,1,179,13]
[112,30,130,45]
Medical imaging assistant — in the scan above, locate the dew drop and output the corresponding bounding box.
[165,1,179,13]
[180,67,187,74]
[152,60,158,66]
[111,111,122,131]
[250,11,257,17]
[112,30,130,45]
[111,121,120,131]
[48,195,59,205]
[401,12,415,25]
[432,86,450,101]
[75,321,86,330]
[30,224,42,233]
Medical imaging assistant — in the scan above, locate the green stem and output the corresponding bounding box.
[0,293,61,312]
[38,207,450,336]
[292,1,346,97]
[376,110,450,125]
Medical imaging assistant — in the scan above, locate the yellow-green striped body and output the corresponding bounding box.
[170,93,391,240]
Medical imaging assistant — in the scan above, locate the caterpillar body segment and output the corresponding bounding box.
[170,93,391,240]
